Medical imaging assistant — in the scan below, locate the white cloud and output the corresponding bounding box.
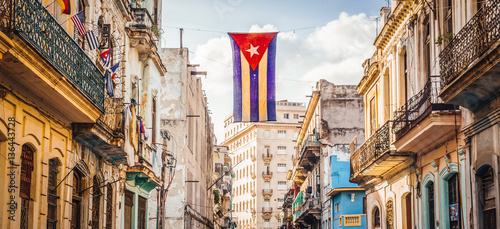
[192,12,376,142]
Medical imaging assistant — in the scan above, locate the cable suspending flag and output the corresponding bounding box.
[228,32,278,122]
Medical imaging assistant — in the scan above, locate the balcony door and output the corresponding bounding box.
[479,166,496,229]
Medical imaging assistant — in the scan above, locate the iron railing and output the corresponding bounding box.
[262,189,273,194]
[1,0,105,109]
[262,207,273,212]
[298,134,320,158]
[301,197,320,214]
[439,0,500,86]
[350,121,391,175]
[392,77,445,134]
[129,8,158,40]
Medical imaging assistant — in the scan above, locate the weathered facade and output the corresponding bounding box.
[222,101,305,229]
[351,0,500,229]
[213,145,233,229]
[159,48,215,229]
[0,0,166,228]
[287,80,364,229]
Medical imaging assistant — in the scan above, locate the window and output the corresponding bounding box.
[293,114,299,119]
[293,131,299,139]
[428,182,435,229]
[278,130,286,138]
[72,171,83,229]
[20,144,35,229]
[373,206,381,228]
[278,181,287,190]
[369,97,377,135]
[124,190,134,229]
[277,198,283,208]
[91,176,102,229]
[284,113,289,119]
[47,159,60,228]
[138,196,147,229]
[152,98,157,143]
[264,130,270,138]
[277,164,287,172]
[479,166,496,229]
[448,174,461,229]
[335,203,340,212]
[106,184,114,229]
[264,219,270,227]
[277,146,287,155]
[424,18,431,77]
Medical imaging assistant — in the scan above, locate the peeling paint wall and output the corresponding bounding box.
[159,48,215,229]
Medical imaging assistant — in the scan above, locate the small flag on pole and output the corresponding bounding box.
[100,49,111,68]
[71,11,86,36]
[56,0,71,15]
[228,32,278,122]
[110,62,120,79]
[104,69,114,97]
[85,28,99,50]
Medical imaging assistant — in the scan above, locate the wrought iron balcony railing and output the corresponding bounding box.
[1,0,105,109]
[301,197,320,214]
[392,76,455,136]
[298,134,320,158]
[262,189,273,194]
[350,121,391,175]
[262,207,273,212]
[439,0,500,86]
[129,8,159,39]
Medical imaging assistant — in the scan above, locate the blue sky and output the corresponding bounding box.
[160,0,389,141]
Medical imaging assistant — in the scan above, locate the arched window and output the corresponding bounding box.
[478,166,496,229]
[373,206,381,228]
[91,176,102,229]
[47,158,60,228]
[428,182,435,229]
[105,184,114,229]
[20,144,35,229]
[71,170,83,229]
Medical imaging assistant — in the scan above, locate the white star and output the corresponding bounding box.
[246,44,260,57]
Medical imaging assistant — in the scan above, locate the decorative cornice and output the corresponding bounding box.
[374,1,413,51]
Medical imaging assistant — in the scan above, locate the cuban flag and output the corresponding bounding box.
[110,62,120,79]
[229,32,277,122]
[100,49,111,68]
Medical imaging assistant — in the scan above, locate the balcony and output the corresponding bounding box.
[251,154,256,162]
[73,98,128,164]
[262,189,273,199]
[337,214,366,227]
[350,121,413,182]
[262,170,273,181]
[295,197,321,227]
[262,207,273,219]
[251,190,256,197]
[251,172,256,180]
[298,134,320,171]
[0,0,105,122]
[392,77,459,152]
[439,0,500,111]
[262,153,273,162]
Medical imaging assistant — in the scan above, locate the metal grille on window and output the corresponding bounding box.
[91,176,102,229]
[47,159,60,229]
[106,184,113,229]
[20,144,34,229]
[481,167,496,229]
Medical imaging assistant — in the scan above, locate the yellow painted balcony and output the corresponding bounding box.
[350,121,413,183]
[439,0,500,110]
[262,189,273,199]
[392,77,459,153]
[262,153,273,162]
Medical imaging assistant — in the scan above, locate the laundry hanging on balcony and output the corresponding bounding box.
[228,32,278,122]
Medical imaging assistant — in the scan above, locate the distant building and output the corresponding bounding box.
[222,101,305,229]
[327,155,366,229]
[287,80,365,229]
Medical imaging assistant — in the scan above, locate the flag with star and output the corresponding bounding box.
[228,32,278,122]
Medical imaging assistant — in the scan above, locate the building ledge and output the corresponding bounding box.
[326,187,364,197]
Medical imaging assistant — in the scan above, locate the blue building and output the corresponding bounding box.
[327,155,366,229]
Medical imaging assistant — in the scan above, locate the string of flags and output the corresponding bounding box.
[68,10,121,98]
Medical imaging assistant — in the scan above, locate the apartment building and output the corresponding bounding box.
[222,101,305,229]
[351,0,500,228]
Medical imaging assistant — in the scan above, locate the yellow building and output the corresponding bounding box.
[350,1,476,229]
